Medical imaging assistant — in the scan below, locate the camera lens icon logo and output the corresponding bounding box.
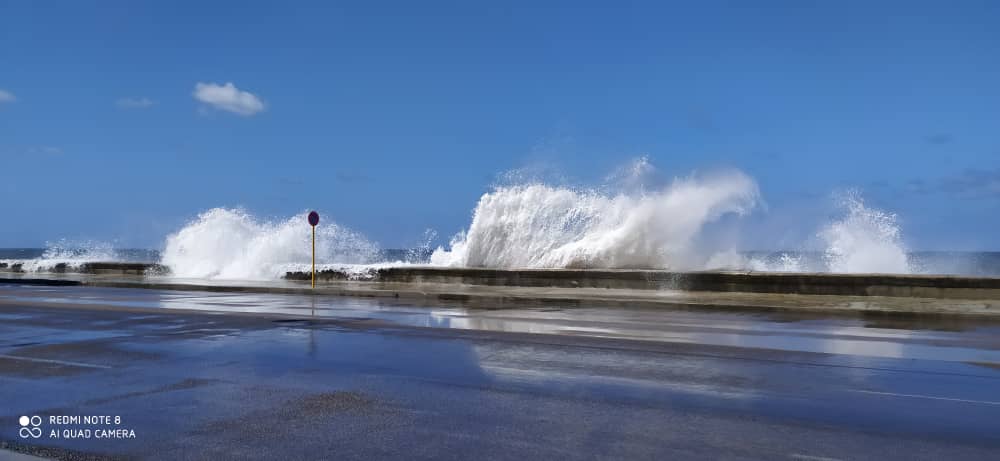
[19,415,42,439]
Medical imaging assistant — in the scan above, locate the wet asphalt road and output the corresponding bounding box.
[1,284,999,460]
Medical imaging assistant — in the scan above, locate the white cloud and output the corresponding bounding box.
[30,146,63,155]
[0,145,63,156]
[0,89,16,103]
[116,97,155,109]
[192,82,265,116]
[17,146,62,156]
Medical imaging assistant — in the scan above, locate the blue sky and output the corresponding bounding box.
[1,0,998,250]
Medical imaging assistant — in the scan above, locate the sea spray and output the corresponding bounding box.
[40,240,117,261]
[4,164,930,278]
[745,252,807,272]
[161,208,380,279]
[704,193,912,274]
[430,168,760,269]
[820,192,911,273]
[0,240,118,272]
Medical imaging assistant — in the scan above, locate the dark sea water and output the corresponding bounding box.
[1,248,998,277]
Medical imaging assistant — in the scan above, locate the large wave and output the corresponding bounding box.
[430,169,760,269]
[160,208,380,280]
[153,194,913,276]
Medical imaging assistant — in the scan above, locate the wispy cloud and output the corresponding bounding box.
[0,89,16,104]
[940,168,1000,198]
[335,171,375,184]
[277,177,304,186]
[1,145,63,156]
[924,133,954,145]
[904,178,933,194]
[27,146,63,155]
[903,168,1000,198]
[116,97,155,109]
[192,82,265,116]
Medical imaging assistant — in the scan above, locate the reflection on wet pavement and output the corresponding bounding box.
[2,283,1000,459]
[2,284,1000,364]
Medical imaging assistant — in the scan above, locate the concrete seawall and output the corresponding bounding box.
[288,267,1000,300]
[0,262,166,275]
[3,262,1000,300]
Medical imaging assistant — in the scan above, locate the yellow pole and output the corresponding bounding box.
[311,225,316,289]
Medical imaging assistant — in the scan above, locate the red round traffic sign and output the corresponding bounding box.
[308,211,320,226]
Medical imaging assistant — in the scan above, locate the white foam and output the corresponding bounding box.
[820,192,911,273]
[6,162,921,279]
[749,252,806,272]
[160,208,380,280]
[0,240,116,273]
[430,166,760,269]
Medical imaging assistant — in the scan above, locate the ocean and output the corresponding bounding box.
[3,247,999,278]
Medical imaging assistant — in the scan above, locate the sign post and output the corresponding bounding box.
[308,211,320,288]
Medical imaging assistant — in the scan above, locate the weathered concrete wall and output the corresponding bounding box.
[79,262,168,275]
[0,262,168,276]
[287,267,1000,300]
[4,262,998,300]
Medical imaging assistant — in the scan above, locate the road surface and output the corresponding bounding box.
[1,284,999,460]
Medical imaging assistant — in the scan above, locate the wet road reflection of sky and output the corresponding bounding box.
[3,284,1000,458]
[2,285,1000,364]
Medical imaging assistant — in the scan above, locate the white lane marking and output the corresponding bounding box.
[850,389,1000,406]
[0,354,111,369]
[790,455,843,461]
[790,454,843,461]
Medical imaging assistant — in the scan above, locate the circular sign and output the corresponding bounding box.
[308,211,320,226]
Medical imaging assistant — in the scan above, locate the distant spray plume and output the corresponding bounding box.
[2,160,925,279]
[431,159,760,269]
[820,191,911,273]
[161,208,379,280]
